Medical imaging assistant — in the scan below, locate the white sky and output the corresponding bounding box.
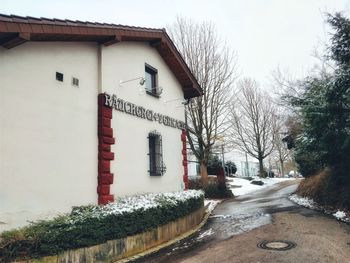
[1,0,349,86]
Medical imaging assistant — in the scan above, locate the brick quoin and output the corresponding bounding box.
[97,93,115,205]
[181,129,188,190]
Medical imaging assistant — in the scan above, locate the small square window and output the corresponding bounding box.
[145,64,159,97]
[56,72,63,82]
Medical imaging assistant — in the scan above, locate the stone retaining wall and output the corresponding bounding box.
[15,206,205,263]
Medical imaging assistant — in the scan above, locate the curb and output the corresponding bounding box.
[115,206,212,263]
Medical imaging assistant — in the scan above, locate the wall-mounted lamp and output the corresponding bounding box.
[157,86,163,96]
[119,77,146,87]
[142,86,163,96]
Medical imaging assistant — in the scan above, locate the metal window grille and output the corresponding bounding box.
[148,130,166,176]
[72,77,79,87]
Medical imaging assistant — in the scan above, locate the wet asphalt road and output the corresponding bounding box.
[134,180,303,263]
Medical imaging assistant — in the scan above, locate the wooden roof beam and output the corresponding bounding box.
[149,38,164,47]
[1,33,30,49]
[101,35,121,46]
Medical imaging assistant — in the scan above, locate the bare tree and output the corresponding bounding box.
[272,118,290,176]
[270,67,303,111]
[230,78,276,177]
[168,17,237,185]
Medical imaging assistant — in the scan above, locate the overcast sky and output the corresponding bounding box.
[1,0,349,86]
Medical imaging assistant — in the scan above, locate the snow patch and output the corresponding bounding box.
[333,210,347,220]
[196,228,214,240]
[69,190,204,224]
[289,194,316,209]
[229,177,295,196]
[209,214,232,219]
[289,194,350,223]
[204,199,221,213]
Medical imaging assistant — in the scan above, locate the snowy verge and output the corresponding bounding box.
[228,177,295,197]
[204,199,222,213]
[0,190,206,262]
[71,190,204,222]
[289,194,350,223]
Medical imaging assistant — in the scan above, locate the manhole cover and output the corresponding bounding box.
[257,240,296,251]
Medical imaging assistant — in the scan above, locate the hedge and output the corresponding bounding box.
[0,190,204,262]
[188,178,233,199]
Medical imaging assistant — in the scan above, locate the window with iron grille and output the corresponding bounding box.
[148,131,166,176]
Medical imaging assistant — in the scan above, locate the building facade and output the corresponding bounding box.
[0,15,201,231]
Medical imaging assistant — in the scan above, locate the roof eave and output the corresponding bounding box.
[0,14,203,98]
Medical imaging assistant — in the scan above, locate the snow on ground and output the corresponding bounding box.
[196,228,214,241]
[289,194,350,224]
[228,177,295,197]
[204,199,222,213]
[289,194,316,209]
[333,210,347,220]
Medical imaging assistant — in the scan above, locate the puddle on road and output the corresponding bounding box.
[208,211,272,240]
[136,182,300,262]
[165,211,272,256]
[167,184,298,252]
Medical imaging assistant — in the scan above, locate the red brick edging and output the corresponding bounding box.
[181,130,188,190]
[98,94,115,204]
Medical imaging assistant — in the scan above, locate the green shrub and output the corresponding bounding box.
[0,190,204,262]
[188,177,233,199]
[188,177,203,189]
[251,180,264,186]
[204,183,233,199]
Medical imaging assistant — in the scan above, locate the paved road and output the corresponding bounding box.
[135,179,350,263]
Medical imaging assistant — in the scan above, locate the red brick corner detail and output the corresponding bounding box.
[181,129,188,190]
[98,94,115,205]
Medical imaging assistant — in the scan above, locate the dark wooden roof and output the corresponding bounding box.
[0,14,202,99]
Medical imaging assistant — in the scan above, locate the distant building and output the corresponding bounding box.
[226,150,259,177]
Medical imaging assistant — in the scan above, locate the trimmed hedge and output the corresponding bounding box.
[204,184,234,199]
[0,190,204,262]
[188,178,233,199]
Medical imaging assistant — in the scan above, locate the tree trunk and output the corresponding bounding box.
[258,158,265,178]
[200,160,208,187]
[280,160,285,177]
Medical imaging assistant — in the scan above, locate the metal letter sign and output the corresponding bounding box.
[103,93,186,130]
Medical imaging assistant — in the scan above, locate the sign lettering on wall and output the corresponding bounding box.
[103,93,186,130]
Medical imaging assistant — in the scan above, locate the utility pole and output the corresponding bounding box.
[221,144,225,176]
[245,152,249,177]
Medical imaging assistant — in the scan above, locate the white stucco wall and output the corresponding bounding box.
[0,41,187,231]
[0,42,99,231]
[101,42,185,196]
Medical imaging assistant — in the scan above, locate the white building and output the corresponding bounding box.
[0,14,201,231]
[226,150,259,177]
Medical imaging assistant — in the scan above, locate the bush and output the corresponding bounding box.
[0,191,204,262]
[207,154,222,175]
[240,176,253,181]
[188,178,233,199]
[251,180,264,186]
[204,184,234,199]
[188,177,203,189]
[297,168,350,209]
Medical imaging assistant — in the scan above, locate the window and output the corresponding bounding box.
[148,131,166,176]
[72,77,79,87]
[56,72,64,82]
[145,64,158,96]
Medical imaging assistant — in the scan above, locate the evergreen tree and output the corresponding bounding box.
[292,13,350,208]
